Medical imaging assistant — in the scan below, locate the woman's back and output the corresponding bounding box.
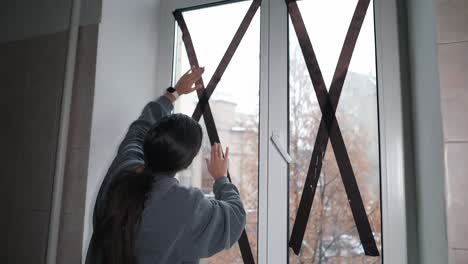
[135,175,245,264]
[85,91,246,264]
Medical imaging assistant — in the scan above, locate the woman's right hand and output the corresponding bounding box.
[174,66,205,95]
[206,143,229,181]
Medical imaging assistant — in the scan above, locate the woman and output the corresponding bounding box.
[85,67,246,264]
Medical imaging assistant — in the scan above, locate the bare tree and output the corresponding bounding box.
[288,40,381,264]
[205,41,381,264]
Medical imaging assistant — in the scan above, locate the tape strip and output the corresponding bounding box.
[191,0,262,121]
[173,2,261,262]
[286,0,379,256]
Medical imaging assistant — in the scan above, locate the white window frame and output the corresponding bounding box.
[157,0,411,263]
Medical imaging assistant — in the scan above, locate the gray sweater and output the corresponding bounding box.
[85,96,246,264]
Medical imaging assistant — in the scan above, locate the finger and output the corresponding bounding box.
[218,143,223,160]
[214,143,219,159]
[184,67,193,76]
[187,70,204,84]
[182,66,200,80]
[188,65,196,74]
[192,66,204,73]
[184,74,197,85]
[188,66,204,78]
[188,79,202,90]
[213,143,218,159]
[193,83,204,91]
[211,144,216,159]
[218,143,222,159]
[225,146,229,161]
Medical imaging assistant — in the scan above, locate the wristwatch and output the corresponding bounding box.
[166,86,179,99]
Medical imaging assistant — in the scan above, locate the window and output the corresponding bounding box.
[288,0,381,263]
[172,1,261,263]
[158,0,408,262]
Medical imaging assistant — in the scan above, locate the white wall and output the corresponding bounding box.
[82,0,162,259]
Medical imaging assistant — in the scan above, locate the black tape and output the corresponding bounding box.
[173,1,261,262]
[191,0,262,122]
[287,0,379,257]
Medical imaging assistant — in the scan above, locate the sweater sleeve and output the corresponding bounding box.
[185,177,247,259]
[92,96,174,226]
[114,95,173,165]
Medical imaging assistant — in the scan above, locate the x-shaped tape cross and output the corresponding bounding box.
[174,0,261,263]
[174,0,380,261]
[287,0,379,257]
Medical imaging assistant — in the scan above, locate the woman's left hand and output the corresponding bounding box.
[174,66,205,95]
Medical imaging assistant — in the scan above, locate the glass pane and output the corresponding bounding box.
[172,1,260,263]
[288,0,382,263]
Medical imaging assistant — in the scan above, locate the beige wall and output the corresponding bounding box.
[0,29,68,264]
[0,1,101,262]
[436,0,468,263]
[0,24,99,264]
[57,24,99,264]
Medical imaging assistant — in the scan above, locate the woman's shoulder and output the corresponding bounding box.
[171,184,206,203]
[142,183,204,222]
[147,179,206,209]
[168,184,213,212]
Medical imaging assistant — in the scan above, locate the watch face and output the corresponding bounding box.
[167,87,176,93]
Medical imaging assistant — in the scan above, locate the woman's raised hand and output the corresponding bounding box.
[205,143,229,181]
[174,66,205,95]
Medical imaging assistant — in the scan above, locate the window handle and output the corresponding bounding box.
[271,131,292,163]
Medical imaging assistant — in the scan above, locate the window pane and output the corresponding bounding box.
[172,1,260,263]
[288,0,382,263]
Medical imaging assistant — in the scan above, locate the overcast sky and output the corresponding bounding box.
[175,0,376,114]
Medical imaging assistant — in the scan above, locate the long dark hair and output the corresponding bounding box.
[94,113,203,264]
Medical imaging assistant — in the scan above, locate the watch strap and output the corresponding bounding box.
[166,86,179,99]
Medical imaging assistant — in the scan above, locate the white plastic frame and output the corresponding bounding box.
[157,0,411,263]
